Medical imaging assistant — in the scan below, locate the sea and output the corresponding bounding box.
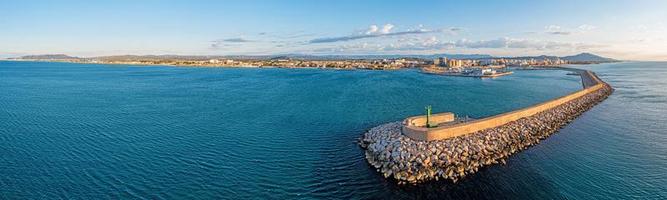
[1,61,665,199]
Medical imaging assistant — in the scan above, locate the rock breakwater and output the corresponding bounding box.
[359,81,612,184]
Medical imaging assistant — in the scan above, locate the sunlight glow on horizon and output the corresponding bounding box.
[1,0,666,61]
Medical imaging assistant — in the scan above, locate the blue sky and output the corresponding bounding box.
[1,0,666,60]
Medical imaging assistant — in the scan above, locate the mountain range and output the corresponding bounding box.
[14,54,80,60]
[9,53,617,63]
[559,53,617,62]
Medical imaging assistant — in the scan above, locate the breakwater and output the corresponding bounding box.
[359,68,612,184]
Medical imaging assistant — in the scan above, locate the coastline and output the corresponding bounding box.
[0,59,406,71]
[440,71,514,78]
[4,58,614,72]
[1,59,265,68]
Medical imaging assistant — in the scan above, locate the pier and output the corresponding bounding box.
[403,68,605,141]
[359,68,612,184]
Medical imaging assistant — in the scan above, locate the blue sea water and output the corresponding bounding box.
[0,61,665,199]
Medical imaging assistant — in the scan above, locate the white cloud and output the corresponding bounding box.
[311,37,606,54]
[365,25,379,35]
[209,37,258,49]
[380,24,394,34]
[309,24,436,43]
[545,25,561,32]
[364,24,394,35]
[545,25,571,35]
[578,24,597,31]
[544,24,598,35]
[454,38,574,49]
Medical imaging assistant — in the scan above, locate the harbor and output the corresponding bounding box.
[421,64,515,78]
[441,70,514,78]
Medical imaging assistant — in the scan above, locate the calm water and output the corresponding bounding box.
[0,61,665,199]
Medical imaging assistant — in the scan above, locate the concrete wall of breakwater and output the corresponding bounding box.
[403,68,606,141]
[360,68,612,184]
[404,112,455,127]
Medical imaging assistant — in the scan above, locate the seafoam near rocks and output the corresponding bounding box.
[359,83,612,184]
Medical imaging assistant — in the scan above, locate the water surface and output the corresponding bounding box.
[1,61,665,199]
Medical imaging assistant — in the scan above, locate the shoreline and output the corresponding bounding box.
[359,68,613,184]
[0,59,409,71]
[441,71,514,78]
[3,59,608,72]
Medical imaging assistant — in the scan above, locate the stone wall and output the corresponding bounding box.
[403,68,605,141]
[359,68,613,184]
[403,112,455,127]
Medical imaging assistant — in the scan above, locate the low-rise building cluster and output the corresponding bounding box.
[82,58,425,69]
[20,56,572,71]
[430,57,568,69]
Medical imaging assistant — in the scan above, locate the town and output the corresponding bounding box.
[10,53,607,77]
[79,56,570,70]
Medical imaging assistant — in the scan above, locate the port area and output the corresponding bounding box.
[421,66,514,78]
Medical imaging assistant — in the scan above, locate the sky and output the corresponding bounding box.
[1,0,667,60]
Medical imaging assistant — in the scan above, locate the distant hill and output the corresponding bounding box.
[86,53,495,61]
[91,55,215,61]
[9,52,616,63]
[224,53,494,60]
[14,54,79,60]
[560,53,617,62]
[423,54,494,60]
[499,53,616,63]
[274,53,613,61]
[508,55,561,60]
